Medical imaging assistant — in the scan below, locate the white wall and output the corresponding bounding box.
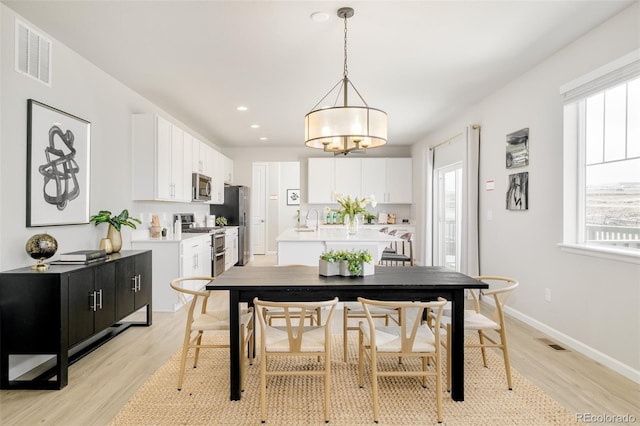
[0,5,212,271]
[412,3,640,381]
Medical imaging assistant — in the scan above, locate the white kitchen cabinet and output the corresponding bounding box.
[308,158,335,204]
[334,158,361,198]
[132,113,192,202]
[193,139,214,178]
[308,157,412,205]
[224,227,239,271]
[361,158,387,202]
[181,236,207,278]
[386,158,413,203]
[222,154,234,184]
[210,150,225,204]
[131,234,213,312]
[361,158,413,204]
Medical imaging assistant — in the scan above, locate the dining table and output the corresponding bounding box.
[207,265,488,402]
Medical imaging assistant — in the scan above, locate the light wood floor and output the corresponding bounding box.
[1,254,638,425]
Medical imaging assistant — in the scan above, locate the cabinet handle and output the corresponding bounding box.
[97,288,103,310]
[131,276,137,291]
[90,291,97,312]
[136,274,142,292]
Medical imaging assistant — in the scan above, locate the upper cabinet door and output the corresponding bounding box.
[155,115,173,200]
[308,158,335,204]
[361,158,387,202]
[334,158,361,199]
[386,158,412,203]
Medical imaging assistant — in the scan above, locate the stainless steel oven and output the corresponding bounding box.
[212,232,225,276]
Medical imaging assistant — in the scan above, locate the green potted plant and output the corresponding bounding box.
[363,212,377,224]
[216,216,228,227]
[340,249,374,277]
[89,209,141,253]
[318,249,344,276]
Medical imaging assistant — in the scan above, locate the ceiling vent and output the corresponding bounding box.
[15,19,52,86]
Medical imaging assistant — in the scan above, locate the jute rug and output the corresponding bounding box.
[111,335,579,425]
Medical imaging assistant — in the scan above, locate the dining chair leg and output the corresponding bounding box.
[324,352,331,423]
[177,327,191,390]
[478,330,488,367]
[500,327,514,390]
[371,356,380,423]
[343,306,349,362]
[260,352,267,422]
[435,353,443,423]
[358,329,364,387]
[193,331,204,368]
[422,356,428,387]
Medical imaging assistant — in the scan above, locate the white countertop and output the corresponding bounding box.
[276,227,401,243]
[131,232,211,243]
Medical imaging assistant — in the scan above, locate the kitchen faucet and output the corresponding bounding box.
[306,209,319,232]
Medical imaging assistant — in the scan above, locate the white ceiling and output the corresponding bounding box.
[3,1,634,149]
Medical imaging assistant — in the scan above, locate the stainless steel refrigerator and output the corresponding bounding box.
[210,185,249,266]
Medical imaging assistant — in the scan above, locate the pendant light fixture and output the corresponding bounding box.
[304,7,387,155]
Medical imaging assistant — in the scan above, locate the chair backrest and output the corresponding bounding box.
[254,298,339,352]
[399,232,414,265]
[470,276,519,323]
[170,276,215,322]
[358,297,447,353]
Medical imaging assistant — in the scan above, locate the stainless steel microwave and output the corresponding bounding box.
[192,173,212,202]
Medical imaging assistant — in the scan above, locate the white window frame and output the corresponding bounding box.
[560,49,640,265]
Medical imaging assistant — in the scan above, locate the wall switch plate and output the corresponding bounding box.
[544,288,551,302]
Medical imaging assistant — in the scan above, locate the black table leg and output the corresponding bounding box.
[450,289,465,401]
[229,290,241,400]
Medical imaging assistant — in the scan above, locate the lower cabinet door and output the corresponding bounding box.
[134,251,152,311]
[94,262,116,332]
[68,268,96,347]
[115,256,136,319]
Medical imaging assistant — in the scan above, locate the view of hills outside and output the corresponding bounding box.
[585,159,640,248]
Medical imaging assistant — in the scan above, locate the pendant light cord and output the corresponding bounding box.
[343,13,348,79]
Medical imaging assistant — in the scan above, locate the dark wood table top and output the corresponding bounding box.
[209,265,487,291]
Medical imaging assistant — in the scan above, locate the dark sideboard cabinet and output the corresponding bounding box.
[0,250,152,390]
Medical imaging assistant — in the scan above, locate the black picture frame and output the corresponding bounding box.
[27,99,91,226]
[506,128,529,169]
[287,189,300,205]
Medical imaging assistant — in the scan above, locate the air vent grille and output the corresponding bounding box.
[15,19,51,86]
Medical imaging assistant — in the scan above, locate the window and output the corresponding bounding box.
[562,51,640,261]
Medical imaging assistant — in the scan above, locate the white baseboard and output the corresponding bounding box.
[503,304,640,384]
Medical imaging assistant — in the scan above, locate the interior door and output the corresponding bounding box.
[251,162,267,255]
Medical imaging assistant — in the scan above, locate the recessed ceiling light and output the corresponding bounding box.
[250,124,260,129]
[310,11,329,23]
[236,106,248,111]
[259,137,268,141]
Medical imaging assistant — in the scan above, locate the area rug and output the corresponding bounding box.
[111,336,579,425]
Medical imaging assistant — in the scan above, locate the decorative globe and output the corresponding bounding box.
[25,233,58,269]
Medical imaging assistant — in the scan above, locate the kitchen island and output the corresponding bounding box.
[276,227,401,266]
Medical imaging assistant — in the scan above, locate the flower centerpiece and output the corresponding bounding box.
[334,192,377,234]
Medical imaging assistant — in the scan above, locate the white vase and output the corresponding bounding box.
[339,260,374,276]
[319,259,340,276]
